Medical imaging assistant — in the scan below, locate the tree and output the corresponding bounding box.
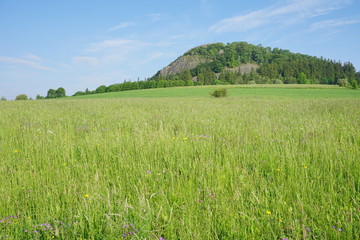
[337,78,349,87]
[36,94,45,100]
[297,72,310,84]
[15,94,28,100]
[350,80,358,89]
[47,89,57,98]
[0,96,6,101]
[55,87,66,98]
[96,85,107,93]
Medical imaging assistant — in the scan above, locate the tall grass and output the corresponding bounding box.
[0,92,359,239]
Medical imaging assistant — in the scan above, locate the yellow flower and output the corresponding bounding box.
[276,168,283,172]
[279,218,283,222]
[303,165,308,169]
[63,163,67,166]
[266,210,272,215]
[84,194,89,198]
[182,137,188,141]
[14,150,19,153]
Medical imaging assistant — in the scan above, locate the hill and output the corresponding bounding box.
[152,41,359,85]
[71,41,360,97]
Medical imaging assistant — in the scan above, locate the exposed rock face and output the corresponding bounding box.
[226,63,259,74]
[159,55,209,76]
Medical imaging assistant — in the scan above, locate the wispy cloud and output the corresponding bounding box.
[107,22,136,32]
[0,56,58,72]
[209,0,352,33]
[73,56,99,66]
[23,54,42,61]
[85,38,147,52]
[310,18,359,31]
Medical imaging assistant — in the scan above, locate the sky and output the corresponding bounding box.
[0,0,359,100]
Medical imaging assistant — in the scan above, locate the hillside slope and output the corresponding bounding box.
[152,41,358,85]
[72,42,360,97]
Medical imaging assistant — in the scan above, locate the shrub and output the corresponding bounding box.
[337,78,349,87]
[274,79,283,84]
[350,80,358,89]
[15,94,28,100]
[211,88,227,98]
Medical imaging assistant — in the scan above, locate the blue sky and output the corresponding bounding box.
[0,0,359,99]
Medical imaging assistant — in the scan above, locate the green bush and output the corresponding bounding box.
[211,88,227,98]
[350,80,358,89]
[15,94,28,100]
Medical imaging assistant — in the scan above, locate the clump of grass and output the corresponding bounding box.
[211,88,227,97]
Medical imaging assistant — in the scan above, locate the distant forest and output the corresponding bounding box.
[55,42,359,97]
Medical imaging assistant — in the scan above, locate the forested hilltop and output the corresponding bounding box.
[71,41,359,97]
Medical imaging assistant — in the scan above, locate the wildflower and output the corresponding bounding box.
[279,218,283,222]
[266,210,271,215]
[84,194,89,198]
[182,137,188,141]
[146,170,151,174]
[303,165,308,169]
[199,135,210,138]
[332,226,336,228]
[276,168,283,172]
[306,226,311,232]
[338,228,343,231]
[14,150,19,153]
[63,163,67,166]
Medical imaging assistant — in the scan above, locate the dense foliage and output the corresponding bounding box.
[15,94,28,100]
[70,41,359,97]
[46,87,66,99]
[211,88,227,98]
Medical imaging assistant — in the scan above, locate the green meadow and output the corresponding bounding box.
[1,85,359,239]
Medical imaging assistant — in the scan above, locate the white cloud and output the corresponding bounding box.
[310,18,359,31]
[0,56,58,72]
[73,56,99,66]
[209,0,352,33]
[107,22,136,32]
[85,38,147,52]
[23,54,42,61]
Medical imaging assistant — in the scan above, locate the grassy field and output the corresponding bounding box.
[0,85,359,239]
[69,84,360,99]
